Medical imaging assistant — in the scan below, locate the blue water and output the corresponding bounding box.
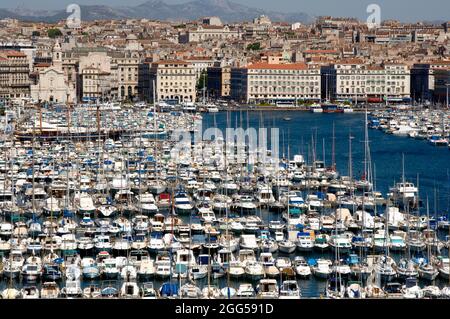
[203,111,450,215]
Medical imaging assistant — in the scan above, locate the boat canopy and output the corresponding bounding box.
[160,283,179,296]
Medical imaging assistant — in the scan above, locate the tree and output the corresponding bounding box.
[32,31,40,37]
[247,42,261,51]
[47,28,63,38]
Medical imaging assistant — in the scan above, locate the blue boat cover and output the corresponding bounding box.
[297,232,310,237]
[160,283,179,296]
[307,258,317,266]
[198,255,210,265]
[63,209,74,218]
[316,192,326,200]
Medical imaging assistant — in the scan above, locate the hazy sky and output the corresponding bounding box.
[1,0,449,22]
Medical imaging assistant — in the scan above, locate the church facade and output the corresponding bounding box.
[31,42,76,103]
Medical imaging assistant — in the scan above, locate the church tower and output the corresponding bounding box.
[52,41,62,70]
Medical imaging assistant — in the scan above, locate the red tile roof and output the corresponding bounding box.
[246,62,308,70]
[430,60,450,65]
[0,50,26,58]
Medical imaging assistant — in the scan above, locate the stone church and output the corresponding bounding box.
[31,42,75,103]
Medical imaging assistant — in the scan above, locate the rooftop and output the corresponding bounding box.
[246,62,308,70]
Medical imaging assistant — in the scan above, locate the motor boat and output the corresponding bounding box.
[346,282,366,299]
[180,282,202,299]
[120,281,140,299]
[236,283,255,298]
[260,252,280,278]
[293,256,312,278]
[279,280,301,299]
[256,279,279,299]
[296,231,314,252]
[312,259,332,279]
[278,239,296,254]
[244,260,265,281]
[40,281,60,299]
[61,280,82,298]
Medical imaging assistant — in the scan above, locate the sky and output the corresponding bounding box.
[1,0,449,22]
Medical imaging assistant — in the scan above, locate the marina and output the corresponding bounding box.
[0,104,449,299]
[368,107,450,149]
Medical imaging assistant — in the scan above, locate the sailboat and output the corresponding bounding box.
[418,197,439,281]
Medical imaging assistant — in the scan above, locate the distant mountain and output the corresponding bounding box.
[0,0,312,24]
[0,5,131,23]
[0,9,20,20]
[129,0,311,23]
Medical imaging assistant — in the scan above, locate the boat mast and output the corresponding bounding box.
[152,79,160,194]
[331,122,336,171]
[348,131,353,190]
[402,153,411,261]
[426,196,431,264]
[322,138,326,167]
[287,144,290,229]
[31,105,36,216]
[225,111,232,298]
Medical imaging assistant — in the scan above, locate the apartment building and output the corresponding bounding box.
[335,59,410,102]
[0,50,30,99]
[231,62,321,103]
[81,67,112,101]
[432,62,450,104]
[149,60,196,103]
[111,51,140,100]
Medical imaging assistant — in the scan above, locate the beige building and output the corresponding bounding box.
[81,67,112,100]
[73,50,141,101]
[113,51,140,100]
[79,51,112,101]
[187,25,241,43]
[243,62,322,103]
[0,50,30,99]
[335,59,410,100]
[150,60,196,103]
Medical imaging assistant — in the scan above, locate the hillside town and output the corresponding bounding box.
[0,15,449,107]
